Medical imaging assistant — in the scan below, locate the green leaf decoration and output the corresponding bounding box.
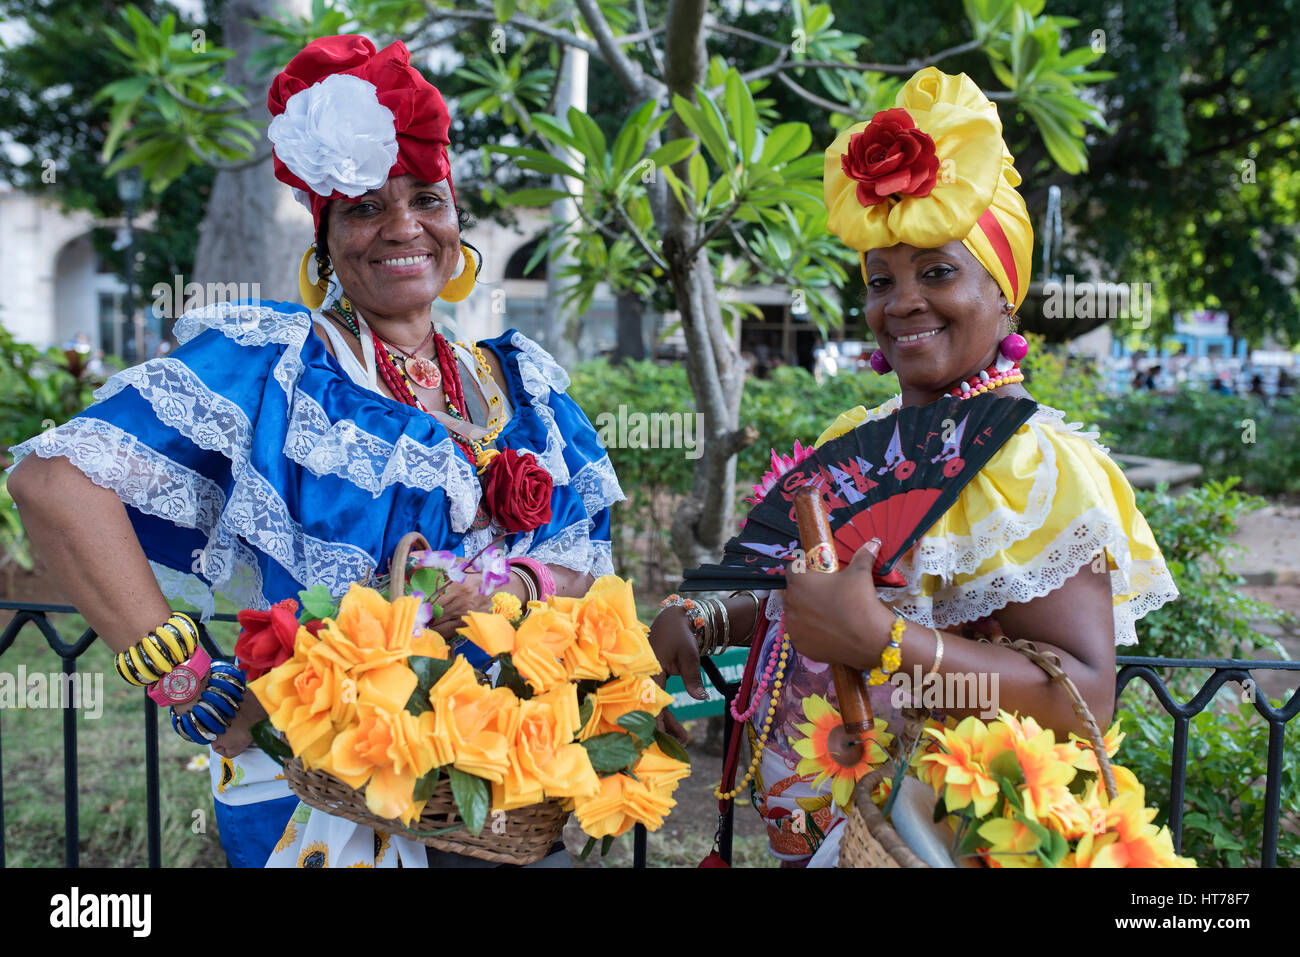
[408,567,445,599]
[297,583,337,621]
[988,750,1025,786]
[601,834,616,857]
[616,710,658,748]
[249,719,293,768]
[413,766,441,804]
[410,655,453,694]
[932,794,949,823]
[495,653,535,700]
[449,767,491,836]
[652,729,690,764]
[580,732,641,774]
[579,836,597,861]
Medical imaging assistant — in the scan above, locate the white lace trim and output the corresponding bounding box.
[460,518,614,578]
[570,457,626,516]
[878,505,1178,646]
[172,301,481,531]
[9,418,271,618]
[826,395,1171,646]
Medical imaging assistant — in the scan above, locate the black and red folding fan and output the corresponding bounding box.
[681,393,1039,592]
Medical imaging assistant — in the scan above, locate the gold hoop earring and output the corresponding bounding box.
[298,245,331,310]
[439,244,477,303]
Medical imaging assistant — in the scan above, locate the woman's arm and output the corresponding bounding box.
[7,453,267,755]
[783,544,1116,738]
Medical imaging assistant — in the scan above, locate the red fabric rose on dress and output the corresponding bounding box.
[234,598,302,682]
[483,448,554,533]
[841,108,940,208]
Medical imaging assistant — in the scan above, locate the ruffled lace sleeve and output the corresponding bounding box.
[460,331,624,578]
[7,300,487,619]
[817,400,1178,647]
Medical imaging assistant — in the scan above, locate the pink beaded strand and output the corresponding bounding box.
[731,628,787,722]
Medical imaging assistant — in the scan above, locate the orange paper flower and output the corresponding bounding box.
[578,675,675,741]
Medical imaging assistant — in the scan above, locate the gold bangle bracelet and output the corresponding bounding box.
[928,628,944,676]
[728,589,761,643]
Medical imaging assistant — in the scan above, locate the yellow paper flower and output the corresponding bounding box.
[920,715,1001,818]
[315,701,441,825]
[251,633,356,767]
[492,684,599,810]
[570,745,689,838]
[578,675,675,741]
[491,591,523,622]
[977,817,1044,869]
[512,605,579,693]
[313,585,422,677]
[1067,720,1126,774]
[573,576,660,678]
[791,694,893,809]
[426,656,519,784]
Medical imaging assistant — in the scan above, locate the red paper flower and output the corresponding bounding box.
[234,598,302,682]
[483,448,554,533]
[841,108,940,208]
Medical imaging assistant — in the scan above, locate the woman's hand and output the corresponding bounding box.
[783,540,894,671]
[171,671,268,759]
[428,572,497,639]
[649,605,701,742]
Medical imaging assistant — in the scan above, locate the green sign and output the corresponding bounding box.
[662,646,750,721]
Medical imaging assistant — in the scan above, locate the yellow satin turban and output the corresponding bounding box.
[824,67,1033,310]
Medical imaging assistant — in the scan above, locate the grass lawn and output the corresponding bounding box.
[0,604,239,867]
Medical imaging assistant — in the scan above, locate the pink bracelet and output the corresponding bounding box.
[509,557,556,601]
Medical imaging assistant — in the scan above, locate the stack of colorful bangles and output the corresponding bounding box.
[112,612,248,745]
[660,591,761,657]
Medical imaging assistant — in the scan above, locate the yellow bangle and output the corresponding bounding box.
[868,612,906,686]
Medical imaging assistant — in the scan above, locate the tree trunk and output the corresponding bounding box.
[612,291,647,362]
[191,0,312,302]
[661,0,753,571]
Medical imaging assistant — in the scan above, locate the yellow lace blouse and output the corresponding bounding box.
[815,395,1178,646]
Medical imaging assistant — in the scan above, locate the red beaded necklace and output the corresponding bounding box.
[343,304,477,466]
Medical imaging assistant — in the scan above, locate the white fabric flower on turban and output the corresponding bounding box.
[267,73,399,198]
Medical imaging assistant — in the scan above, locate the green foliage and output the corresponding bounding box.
[1117,693,1299,868]
[97,4,256,193]
[1097,392,1300,497]
[0,473,33,574]
[0,323,104,458]
[1131,478,1292,660]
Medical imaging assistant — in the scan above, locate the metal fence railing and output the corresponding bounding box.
[2,601,1297,868]
[630,654,1300,868]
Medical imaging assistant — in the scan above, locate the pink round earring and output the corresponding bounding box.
[1000,313,1028,361]
[869,348,892,374]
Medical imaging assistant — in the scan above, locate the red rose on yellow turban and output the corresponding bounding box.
[841,108,940,208]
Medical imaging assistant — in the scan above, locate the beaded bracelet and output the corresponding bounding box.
[114,613,199,687]
[868,612,906,686]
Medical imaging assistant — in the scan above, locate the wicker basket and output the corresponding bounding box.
[839,635,1119,868]
[284,758,568,864]
[281,531,569,865]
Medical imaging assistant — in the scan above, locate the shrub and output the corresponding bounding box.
[1117,692,1298,868]
[1133,478,1291,660]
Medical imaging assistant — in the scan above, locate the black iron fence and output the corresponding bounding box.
[630,654,1300,868]
[2,601,1297,868]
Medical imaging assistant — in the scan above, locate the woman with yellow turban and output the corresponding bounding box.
[649,68,1178,866]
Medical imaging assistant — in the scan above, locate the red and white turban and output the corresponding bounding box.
[267,35,456,234]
